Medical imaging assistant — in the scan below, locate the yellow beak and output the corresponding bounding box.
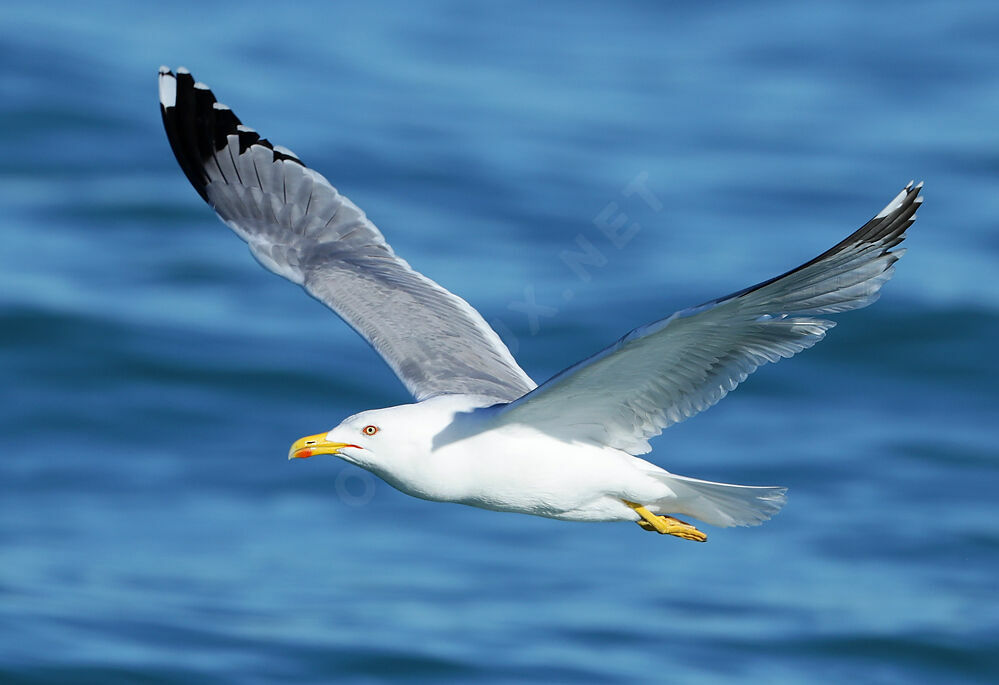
[288,433,357,460]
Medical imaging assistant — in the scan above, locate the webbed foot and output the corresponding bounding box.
[623,500,707,542]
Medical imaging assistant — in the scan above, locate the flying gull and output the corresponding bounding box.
[158,66,921,542]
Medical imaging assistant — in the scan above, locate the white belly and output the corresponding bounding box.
[380,424,671,522]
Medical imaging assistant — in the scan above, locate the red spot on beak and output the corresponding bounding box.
[296,448,313,459]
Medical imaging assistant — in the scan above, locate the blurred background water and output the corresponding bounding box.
[1,1,997,683]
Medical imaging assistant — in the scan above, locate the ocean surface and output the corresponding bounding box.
[1,1,997,683]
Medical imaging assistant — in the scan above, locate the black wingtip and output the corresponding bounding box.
[854,180,923,251]
[158,66,306,204]
[705,182,923,307]
[159,67,211,201]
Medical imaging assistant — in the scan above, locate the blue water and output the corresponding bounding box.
[2,1,997,682]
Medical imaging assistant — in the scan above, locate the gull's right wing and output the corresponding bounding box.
[158,67,535,403]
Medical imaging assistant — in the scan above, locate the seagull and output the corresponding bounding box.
[158,66,921,542]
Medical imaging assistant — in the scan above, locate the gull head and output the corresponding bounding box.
[287,398,479,470]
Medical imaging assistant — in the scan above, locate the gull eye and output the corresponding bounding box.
[362,425,378,436]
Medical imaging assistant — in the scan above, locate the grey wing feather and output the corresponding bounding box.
[498,182,922,454]
[158,67,535,402]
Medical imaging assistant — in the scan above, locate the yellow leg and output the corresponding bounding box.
[623,500,707,542]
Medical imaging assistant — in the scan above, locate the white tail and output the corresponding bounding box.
[655,473,787,527]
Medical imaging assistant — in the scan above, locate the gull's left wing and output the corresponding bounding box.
[498,183,921,454]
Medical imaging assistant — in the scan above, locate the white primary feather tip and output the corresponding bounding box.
[874,180,914,219]
[158,70,176,107]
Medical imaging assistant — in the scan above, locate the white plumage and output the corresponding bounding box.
[159,67,920,540]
